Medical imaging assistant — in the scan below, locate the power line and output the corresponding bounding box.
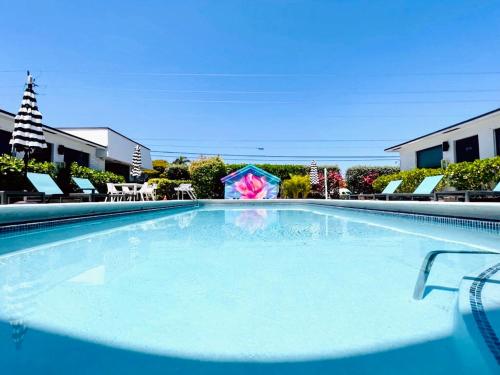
[151,150,396,159]
[3,70,500,77]
[139,138,405,143]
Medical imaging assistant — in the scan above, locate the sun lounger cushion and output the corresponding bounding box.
[73,177,98,193]
[381,180,402,194]
[413,175,443,195]
[27,172,63,195]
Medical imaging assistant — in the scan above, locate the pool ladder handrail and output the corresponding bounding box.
[413,250,500,300]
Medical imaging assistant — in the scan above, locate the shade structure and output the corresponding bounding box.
[130,145,142,178]
[9,72,47,175]
[309,160,319,186]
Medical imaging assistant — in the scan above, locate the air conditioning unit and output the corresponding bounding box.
[96,149,107,158]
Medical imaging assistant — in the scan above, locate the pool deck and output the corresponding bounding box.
[0,199,498,226]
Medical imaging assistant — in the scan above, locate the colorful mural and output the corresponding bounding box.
[221,165,280,199]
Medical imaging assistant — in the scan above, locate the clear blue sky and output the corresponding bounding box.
[1,0,500,170]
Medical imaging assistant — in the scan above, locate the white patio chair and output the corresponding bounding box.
[121,186,136,201]
[105,183,123,202]
[174,183,197,200]
[138,182,152,201]
[150,183,158,200]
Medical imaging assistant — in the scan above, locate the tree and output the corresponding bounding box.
[173,156,190,165]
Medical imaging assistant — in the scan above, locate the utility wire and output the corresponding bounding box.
[151,150,396,159]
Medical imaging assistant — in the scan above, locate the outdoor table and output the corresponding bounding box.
[113,183,143,200]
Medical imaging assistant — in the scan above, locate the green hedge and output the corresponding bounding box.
[445,156,500,190]
[372,168,445,193]
[373,157,500,193]
[226,163,339,181]
[70,163,125,193]
[190,157,227,198]
[345,166,400,194]
[164,164,190,180]
[148,178,191,199]
[0,154,57,190]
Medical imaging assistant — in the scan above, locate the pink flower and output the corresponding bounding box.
[234,173,268,199]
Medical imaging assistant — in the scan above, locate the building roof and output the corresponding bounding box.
[384,107,500,152]
[0,108,106,149]
[57,126,151,150]
[221,164,281,183]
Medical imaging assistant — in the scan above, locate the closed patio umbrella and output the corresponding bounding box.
[9,72,47,176]
[130,145,142,180]
[309,160,319,186]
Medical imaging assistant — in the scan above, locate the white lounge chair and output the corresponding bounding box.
[174,183,197,200]
[105,183,123,202]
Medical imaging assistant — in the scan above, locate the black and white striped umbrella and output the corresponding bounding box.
[9,72,46,174]
[130,145,142,177]
[310,160,319,186]
[10,73,46,151]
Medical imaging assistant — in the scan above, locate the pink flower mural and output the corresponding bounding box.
[234,173,268,199]
[221,165,280,199]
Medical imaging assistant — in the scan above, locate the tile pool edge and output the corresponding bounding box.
[0,200,198,228]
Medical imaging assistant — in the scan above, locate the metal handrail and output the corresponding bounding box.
[413,250,499,300]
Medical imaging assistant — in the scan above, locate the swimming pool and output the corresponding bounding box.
[0,203,499,374]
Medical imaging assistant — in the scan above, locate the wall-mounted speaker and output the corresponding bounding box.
[442,141,449,152]
[57,145,65,155]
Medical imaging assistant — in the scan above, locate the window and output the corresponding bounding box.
[455,135,479,163]
[416,145,443,168]
[495,128,500,156]
[0,129,12,155]
[64,147,89,167]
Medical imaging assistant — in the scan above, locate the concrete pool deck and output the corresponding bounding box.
[0,199,498,226]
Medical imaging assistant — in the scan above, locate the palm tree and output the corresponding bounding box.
[173,156,190,165]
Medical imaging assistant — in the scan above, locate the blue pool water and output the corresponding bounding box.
[0,204,499,374]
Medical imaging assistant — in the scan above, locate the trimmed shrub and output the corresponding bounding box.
[0,154,58,190]
[164,164,190,180]
[282,175,311,198]
[148,178,191,199]
[372,168,445,193]
[189,157,227,198]
[70,163,125,193]
[445,156,500,190]
[372,156,500,193]
[225,164,339,182]
[144,159,169,179]
[345,166,400,194]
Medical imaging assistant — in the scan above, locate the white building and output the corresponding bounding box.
[385,108,500,170]
[0,109,106,170]
[59,127,152,176]
[0,108,152,178]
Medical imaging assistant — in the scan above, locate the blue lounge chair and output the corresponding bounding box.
[26,172,65,203]
[71,177,106,202]
[386,175,444,201]
[435,181,500,202]
[72,177,98,194]
[349,179,403,200]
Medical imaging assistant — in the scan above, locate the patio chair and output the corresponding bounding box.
[137,182,155,201]
[26,172,65,203]
[71,177,107,202]
[349,180,402,200]
[105,183,124,202]
[121,186,136,201]
[435,181,500,202]
[174,183,197,200]
[386,175,444,201]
